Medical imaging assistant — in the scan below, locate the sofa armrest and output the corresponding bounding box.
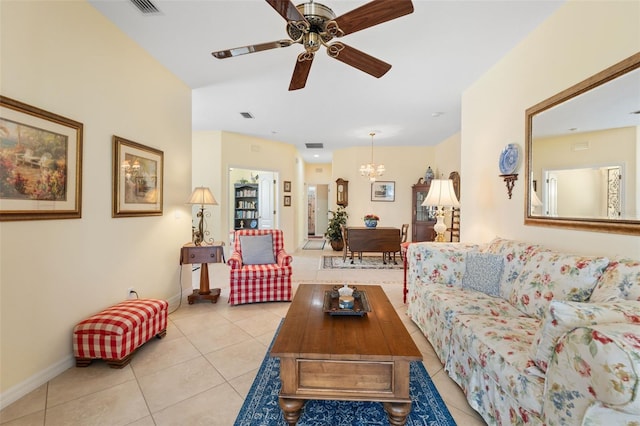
[227,252,243,269]
[542,323,640,426]
[276,249,292,267]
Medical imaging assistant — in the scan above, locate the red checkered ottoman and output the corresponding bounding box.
[73,298,168,368]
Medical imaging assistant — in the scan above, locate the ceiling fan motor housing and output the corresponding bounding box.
[287,2,336,44]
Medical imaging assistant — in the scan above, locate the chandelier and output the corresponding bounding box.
[359,132,385,182]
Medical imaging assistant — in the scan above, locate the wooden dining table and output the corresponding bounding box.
[345,226,401,264]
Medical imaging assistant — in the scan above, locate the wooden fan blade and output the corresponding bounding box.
[326,42,391,78]
[289,52,314,91]
[212,40,293,59]
[329,0,414,37]
[266,0,306,22]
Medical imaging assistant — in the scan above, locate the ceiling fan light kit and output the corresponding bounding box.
[211,0,414,90]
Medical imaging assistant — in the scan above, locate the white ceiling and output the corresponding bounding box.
[88,0,565,163]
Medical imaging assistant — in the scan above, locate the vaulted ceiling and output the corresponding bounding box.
[89,0,564,163]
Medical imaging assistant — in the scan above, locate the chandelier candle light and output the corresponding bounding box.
[359,132,385,182]
[422,179,460,242]
[187,186,218,246]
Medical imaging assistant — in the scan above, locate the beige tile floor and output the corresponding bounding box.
[0,245,487,426]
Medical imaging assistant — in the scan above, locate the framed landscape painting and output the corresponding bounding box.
[112,136,163,217]
[0,96,83,221]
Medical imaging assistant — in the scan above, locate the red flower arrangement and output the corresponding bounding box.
[364,214,379,220]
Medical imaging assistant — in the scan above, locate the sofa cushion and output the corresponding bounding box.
[483,237,547,299]
[530,300,640,372]
[448,314,545,416]
[407,282,527,361]
[229,263,292,279]
[590,258,640,302]
[239,234,276,265]
[509,251,609,319]
[462,252,504,297]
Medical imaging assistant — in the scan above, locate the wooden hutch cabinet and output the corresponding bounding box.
[411,178,436,242]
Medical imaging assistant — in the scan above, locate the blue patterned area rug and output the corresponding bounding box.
[234,326,456,426]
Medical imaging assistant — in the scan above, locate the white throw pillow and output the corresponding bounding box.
[240,234,276,265]
[461,252,504,297]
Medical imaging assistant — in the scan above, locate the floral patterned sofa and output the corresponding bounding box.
[406,238,640,426]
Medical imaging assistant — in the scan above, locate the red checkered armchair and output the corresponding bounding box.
[227,229,293,305]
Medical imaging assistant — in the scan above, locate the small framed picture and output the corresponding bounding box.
[112,136,163,217]
[284,195,291,207]
[371,181,395,202]
[284,180,291,192]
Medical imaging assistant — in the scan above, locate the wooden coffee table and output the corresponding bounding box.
[270,284,422,426]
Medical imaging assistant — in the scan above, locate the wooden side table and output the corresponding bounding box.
[180,243,224,304]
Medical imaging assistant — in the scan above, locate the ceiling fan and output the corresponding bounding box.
[211,0,414,90]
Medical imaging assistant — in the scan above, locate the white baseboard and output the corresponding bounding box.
[0,355,74,410]
[1,291,186,410]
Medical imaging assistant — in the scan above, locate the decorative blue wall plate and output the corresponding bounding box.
[499,143,520,174]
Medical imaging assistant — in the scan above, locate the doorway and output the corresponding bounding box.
[307,184,328,237]
[229,168,278,230]
[543,165,622,218]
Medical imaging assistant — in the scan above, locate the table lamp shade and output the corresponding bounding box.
[422,179,460,208]
[421,179,459,243]
[187,187,218,206]
[531,190,543,207]
[187,187,217,246]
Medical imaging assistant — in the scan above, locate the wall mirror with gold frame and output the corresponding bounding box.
[525,52,640,235]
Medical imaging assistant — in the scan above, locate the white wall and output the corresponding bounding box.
[434,132,462,181]
[331,145,434,230]
[330,141,462,232]
[193,131,301,252]
[461,0,640,257]
[191,130,223,252]
[0,1,192,404]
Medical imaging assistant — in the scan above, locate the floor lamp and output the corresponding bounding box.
[422,179,460,242]
[187,187,218,246]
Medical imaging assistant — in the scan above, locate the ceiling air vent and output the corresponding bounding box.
[130,0,161,14]
[305,143,324,149]
[572,141,590,151]
[240,112,254,119]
